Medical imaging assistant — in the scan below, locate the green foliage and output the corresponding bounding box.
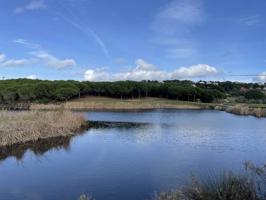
[54,87,79,101]
[0,79,264,105]
[245,90,265,100]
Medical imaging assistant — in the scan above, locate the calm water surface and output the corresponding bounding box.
[1,109,266,200]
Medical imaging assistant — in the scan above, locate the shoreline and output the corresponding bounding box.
[29,96,266,118]
[1,97,266,148]
[0,116,148,149]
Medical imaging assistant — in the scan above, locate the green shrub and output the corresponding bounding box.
[245,90,265,100]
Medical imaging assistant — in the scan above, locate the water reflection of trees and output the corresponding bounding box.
[0,136,72,162]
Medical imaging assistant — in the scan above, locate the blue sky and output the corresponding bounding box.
[0,0,266,82]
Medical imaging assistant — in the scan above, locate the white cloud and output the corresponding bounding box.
[0,54,6,62]
[84,59,219,81]
[14,0,46,14]
[31,51,76,69]
[113,59,167,81]
[26,75,37,79]
[84,68,110,82]
[0,51,33,67]
[13,39,77,69]
[240,15,262,26]
[254,72,266,83]
[13,38,41,49]
[0,59,31,67]
[153,0,204,35]
[171,64,218,79]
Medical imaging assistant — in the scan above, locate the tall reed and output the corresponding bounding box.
[154,162,266,200]
[0,110,86,147]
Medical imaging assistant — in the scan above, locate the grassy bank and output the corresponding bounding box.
[0,110,86,147]
[30,96,212,111]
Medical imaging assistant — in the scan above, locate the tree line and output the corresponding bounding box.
[0,79,265,105]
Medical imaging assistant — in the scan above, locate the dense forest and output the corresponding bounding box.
[0,79,265,106]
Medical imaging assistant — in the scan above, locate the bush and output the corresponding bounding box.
[245,90,265,100]
[54,87,79,101]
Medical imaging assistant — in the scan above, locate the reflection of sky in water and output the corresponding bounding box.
[1,109,266,200]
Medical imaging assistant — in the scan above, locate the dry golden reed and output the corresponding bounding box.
[0,110,86,147]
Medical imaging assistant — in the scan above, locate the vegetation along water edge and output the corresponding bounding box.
[77,161,266,200]
[1,79,265,117]
[0,110,86,147]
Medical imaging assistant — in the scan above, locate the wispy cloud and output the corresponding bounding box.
[0,58,32,67]
[14,38,41,49]
[152,0,204,60]
[55,12,111,59]
[153,0,204,35]
[240,15,262,26]
[14,0,46,14]
[84,59,219,81]
[0,54,6,62]
[30,51,76,69]
[13,39,76,69]
[0,52,32,67]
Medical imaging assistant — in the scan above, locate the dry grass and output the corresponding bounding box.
[225,105,266,118]
[31,97,205,111]
[0,110,86,147]
[155,162,266,200]
[154,174,261,200]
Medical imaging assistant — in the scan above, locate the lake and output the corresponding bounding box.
[1,109,266,200]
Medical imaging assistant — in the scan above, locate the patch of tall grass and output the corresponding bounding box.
[154,162,266,200]
[225,105,266,118]
[0,110,86,147]
[30,98,203,111]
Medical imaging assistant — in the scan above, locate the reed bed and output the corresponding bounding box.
[65,101,202,110]
[30,98,203,111]
[224,105,266,118]
[0,110,86,147]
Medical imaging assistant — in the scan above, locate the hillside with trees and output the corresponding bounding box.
[0,79,265,108]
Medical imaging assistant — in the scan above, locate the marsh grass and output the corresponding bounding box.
[76,162,266,200]
[0,110,86,147]
[155,162,266,200]
[225,105,266,118]
[31,97,206,111]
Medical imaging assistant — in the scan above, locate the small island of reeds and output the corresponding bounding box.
[0,110,86,147]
